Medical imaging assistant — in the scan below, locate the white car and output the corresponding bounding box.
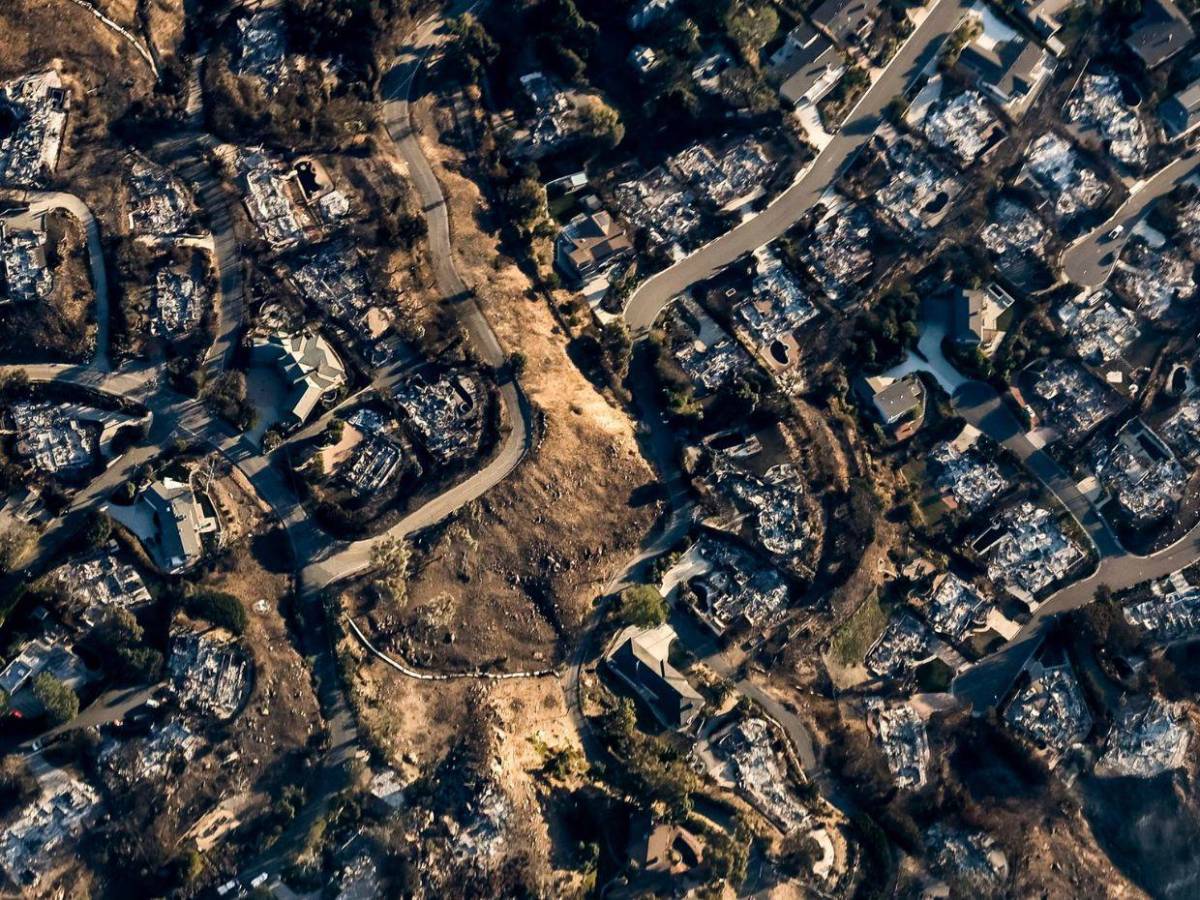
[1108,225,1125,240]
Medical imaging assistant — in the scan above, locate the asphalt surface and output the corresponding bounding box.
[1061,150,1200,289]
[621,0,970,331]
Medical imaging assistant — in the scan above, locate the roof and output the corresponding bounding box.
[771,25,844,106]
[1127,0,1194,68]
[252,330,347,425]
[606,624,703,727]
[958,35,1048,105]
[863,375,922,424]
[558,208,632,275]
[1161,78,1200,138]
[142,478,204,571]
[810,0,881,45]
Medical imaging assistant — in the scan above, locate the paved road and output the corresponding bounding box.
[0,189,112,372]
[299,0,536,585]
[621,0,969,331]
[1061,150,1200,289]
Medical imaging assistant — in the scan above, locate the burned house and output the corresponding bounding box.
[394,370,484,466]
[0,69,69,186]
[1091,420,1186,527]
[1003,660,1093,759]
[167,630,250,720]
[975,502,1084,604]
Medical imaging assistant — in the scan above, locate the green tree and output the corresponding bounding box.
[81,511,112,549]
[186,590,248,635]
[32,674,78,726]
[577,97,624,151]
[726,5,779,59]
[618,584,668,628]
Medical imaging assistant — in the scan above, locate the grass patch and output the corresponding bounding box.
[830,594,888,667]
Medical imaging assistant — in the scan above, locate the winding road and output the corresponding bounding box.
[621,0,970,331]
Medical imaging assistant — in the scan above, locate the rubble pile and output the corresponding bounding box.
[924,573,991,642]
[0,70,69,186]
[797,204,874,302]
[930,440,1008,513]
[870,702,930,790]
[921,90,1001,165]
[1064,74,1149,169]
[1004,663,1093,755]
[715,718,810,832]
[980,502,1084,600]
[866,614,934,678]
[1056,290,1140,363]
[168,632,250,720]
[395,371,484,465]
[1023,132,1108,220]
[1027,359,1116,441]
[1092,421,1186,525]
[1097,696,1190,777]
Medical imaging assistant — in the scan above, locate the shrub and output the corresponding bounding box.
[617,584,667,628]
[32,674,78,726]
[186,589,248,635]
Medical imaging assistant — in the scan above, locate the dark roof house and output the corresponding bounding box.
[605,623,704,729]
[251,330,347,429]
[141,477,220,573]
[554,201,633,283]
[770,23,847,107]
[1126,0,1194,69]
[1161,78,1200,139]
[957,29,1054,121]
[810,0,882,47]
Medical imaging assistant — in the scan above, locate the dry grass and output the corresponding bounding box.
[197,523,322,792]
[375,97,658,671]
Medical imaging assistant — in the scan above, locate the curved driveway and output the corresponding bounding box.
[622,0,969,331]
[0,189,111,372]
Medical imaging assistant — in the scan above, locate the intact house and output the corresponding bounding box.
[769,23,846,108]
[1160,77,1200,142]
[956,18,1055,121]
[140,478,221,574]
[606,623,704,730]
[950,282,1014,355]
[857,374,925,440]
[1126,0,1194,69]
[810,0,882,48]
[1014,0,1080,53]
[251,330,348,431]
[554,198,633,285]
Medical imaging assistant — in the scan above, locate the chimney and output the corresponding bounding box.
[660,658,666,678]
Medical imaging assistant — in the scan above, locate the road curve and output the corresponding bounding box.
[621,0,969,331]
[1061,150,1200,289]
[0,189,112,372]
[301,1,534,589]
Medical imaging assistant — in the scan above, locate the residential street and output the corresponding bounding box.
[621,0,970,331]
[1061,150,1200,289]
